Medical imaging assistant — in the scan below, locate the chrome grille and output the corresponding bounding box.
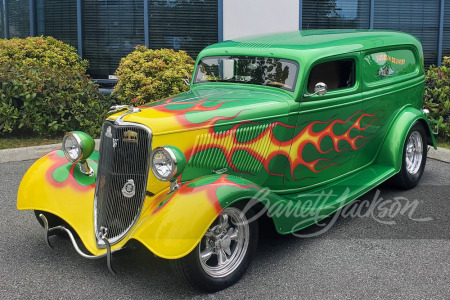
[94,121,152,247]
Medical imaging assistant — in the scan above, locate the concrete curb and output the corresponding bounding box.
[0,140,448,164]
[0,139,100,164]
[428,146,450,163]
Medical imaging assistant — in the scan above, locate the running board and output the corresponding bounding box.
[39,214,117,275]
[274,164,397,234]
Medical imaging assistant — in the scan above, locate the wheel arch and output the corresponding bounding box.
[375,106,436,172]
[130,174,277,259]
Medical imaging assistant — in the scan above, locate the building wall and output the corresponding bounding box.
[1,0,448,78]
[223,0,299,40]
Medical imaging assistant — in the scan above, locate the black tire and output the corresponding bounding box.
[170,202,258,292]
[392,122,427,190]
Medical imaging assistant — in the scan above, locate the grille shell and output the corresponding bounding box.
[94,120,152,247]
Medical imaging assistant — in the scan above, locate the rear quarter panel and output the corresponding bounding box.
[359,46,425,168]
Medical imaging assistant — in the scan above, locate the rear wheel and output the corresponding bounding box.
[392,122,427,189]
[171,203,258,292]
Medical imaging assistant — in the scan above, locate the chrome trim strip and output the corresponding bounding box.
[111,106,141,125]
[93,120,153,248]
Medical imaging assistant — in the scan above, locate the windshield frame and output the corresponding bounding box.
[193,55,300,92]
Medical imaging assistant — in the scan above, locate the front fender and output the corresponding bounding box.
[375,106,437,171]
[130,174,263,259]
[17,149,103,255]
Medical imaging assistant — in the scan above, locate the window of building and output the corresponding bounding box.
[0,2,4,39]
[148,0,218,59]
[6,0,29,38]
[373,0,439,67]
[302,0,370,30]
[36,0,78,49]
[83,0,145,79]
[443,0,450,58]
[307,59,355,93]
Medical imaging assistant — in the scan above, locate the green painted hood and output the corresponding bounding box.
[114,85,295,135]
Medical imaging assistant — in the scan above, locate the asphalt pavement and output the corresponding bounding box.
[1,158,449,299]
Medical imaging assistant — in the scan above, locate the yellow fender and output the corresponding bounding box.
[17,150,262,259]
[129,174,262,259]
[17,149,103,255]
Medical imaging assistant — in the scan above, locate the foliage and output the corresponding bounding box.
[114,46,195,106]
[424,56,450,141]
[0,37,114,137]
[0,36,88,72]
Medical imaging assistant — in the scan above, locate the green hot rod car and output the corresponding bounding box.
[18,30,436,292]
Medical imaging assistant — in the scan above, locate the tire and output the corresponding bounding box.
[392,122,427,190]
[170,202,259,292]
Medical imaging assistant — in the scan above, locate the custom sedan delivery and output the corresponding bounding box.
[18,30,436,292]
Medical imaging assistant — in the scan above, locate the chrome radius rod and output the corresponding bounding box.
[39,214,117,274]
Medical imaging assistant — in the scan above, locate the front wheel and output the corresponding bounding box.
[392,122,428,189]
[171,203,258,292]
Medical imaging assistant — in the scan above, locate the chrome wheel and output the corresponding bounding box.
[199,207,250,278]
[405,131,423,175]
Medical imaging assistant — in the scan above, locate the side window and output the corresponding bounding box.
[307,59,355,93]
[363,49,417,83]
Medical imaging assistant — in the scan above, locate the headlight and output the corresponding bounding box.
[62,131,95,163]
[150,146,186,181]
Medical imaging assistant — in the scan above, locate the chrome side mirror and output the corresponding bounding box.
[304,82,328,98]
[182,75,191,86]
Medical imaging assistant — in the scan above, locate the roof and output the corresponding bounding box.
[198,30,423,63]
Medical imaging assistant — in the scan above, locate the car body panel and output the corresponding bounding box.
[17,30,436,261]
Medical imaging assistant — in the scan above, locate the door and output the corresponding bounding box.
[282,53,367,191]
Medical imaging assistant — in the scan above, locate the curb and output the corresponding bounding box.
[0,141,448,164]
[0,139,100,164]
[427,146,450,163]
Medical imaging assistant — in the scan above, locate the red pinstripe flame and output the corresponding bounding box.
[143,98,243,128]
[189,110,378,180]
[142,97,378,180]
[274,110,379,179]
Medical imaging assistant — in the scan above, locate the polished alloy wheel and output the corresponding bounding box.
[405,131,423,175]
[199,207,250,278]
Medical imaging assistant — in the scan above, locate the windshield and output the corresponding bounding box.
[194,56,299,91]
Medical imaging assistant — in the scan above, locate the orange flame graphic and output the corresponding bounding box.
[190,110,378,180]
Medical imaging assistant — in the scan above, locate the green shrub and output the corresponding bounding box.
[0,36,88,72]
[0,37,113,137]
[114,46,195,106]
[424,56,450,142]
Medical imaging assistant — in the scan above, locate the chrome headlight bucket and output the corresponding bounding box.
[62,131,95,163]
[150,146,186,182]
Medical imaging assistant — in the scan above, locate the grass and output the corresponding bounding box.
[436,140,450,150]
[0,136,62,150]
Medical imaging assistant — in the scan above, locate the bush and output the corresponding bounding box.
[114,46,195,106]
[424,56,450,141]
[0,37,114,137]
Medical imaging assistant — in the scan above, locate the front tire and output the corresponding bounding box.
[171,203,258,292]
[392,122,427,189]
